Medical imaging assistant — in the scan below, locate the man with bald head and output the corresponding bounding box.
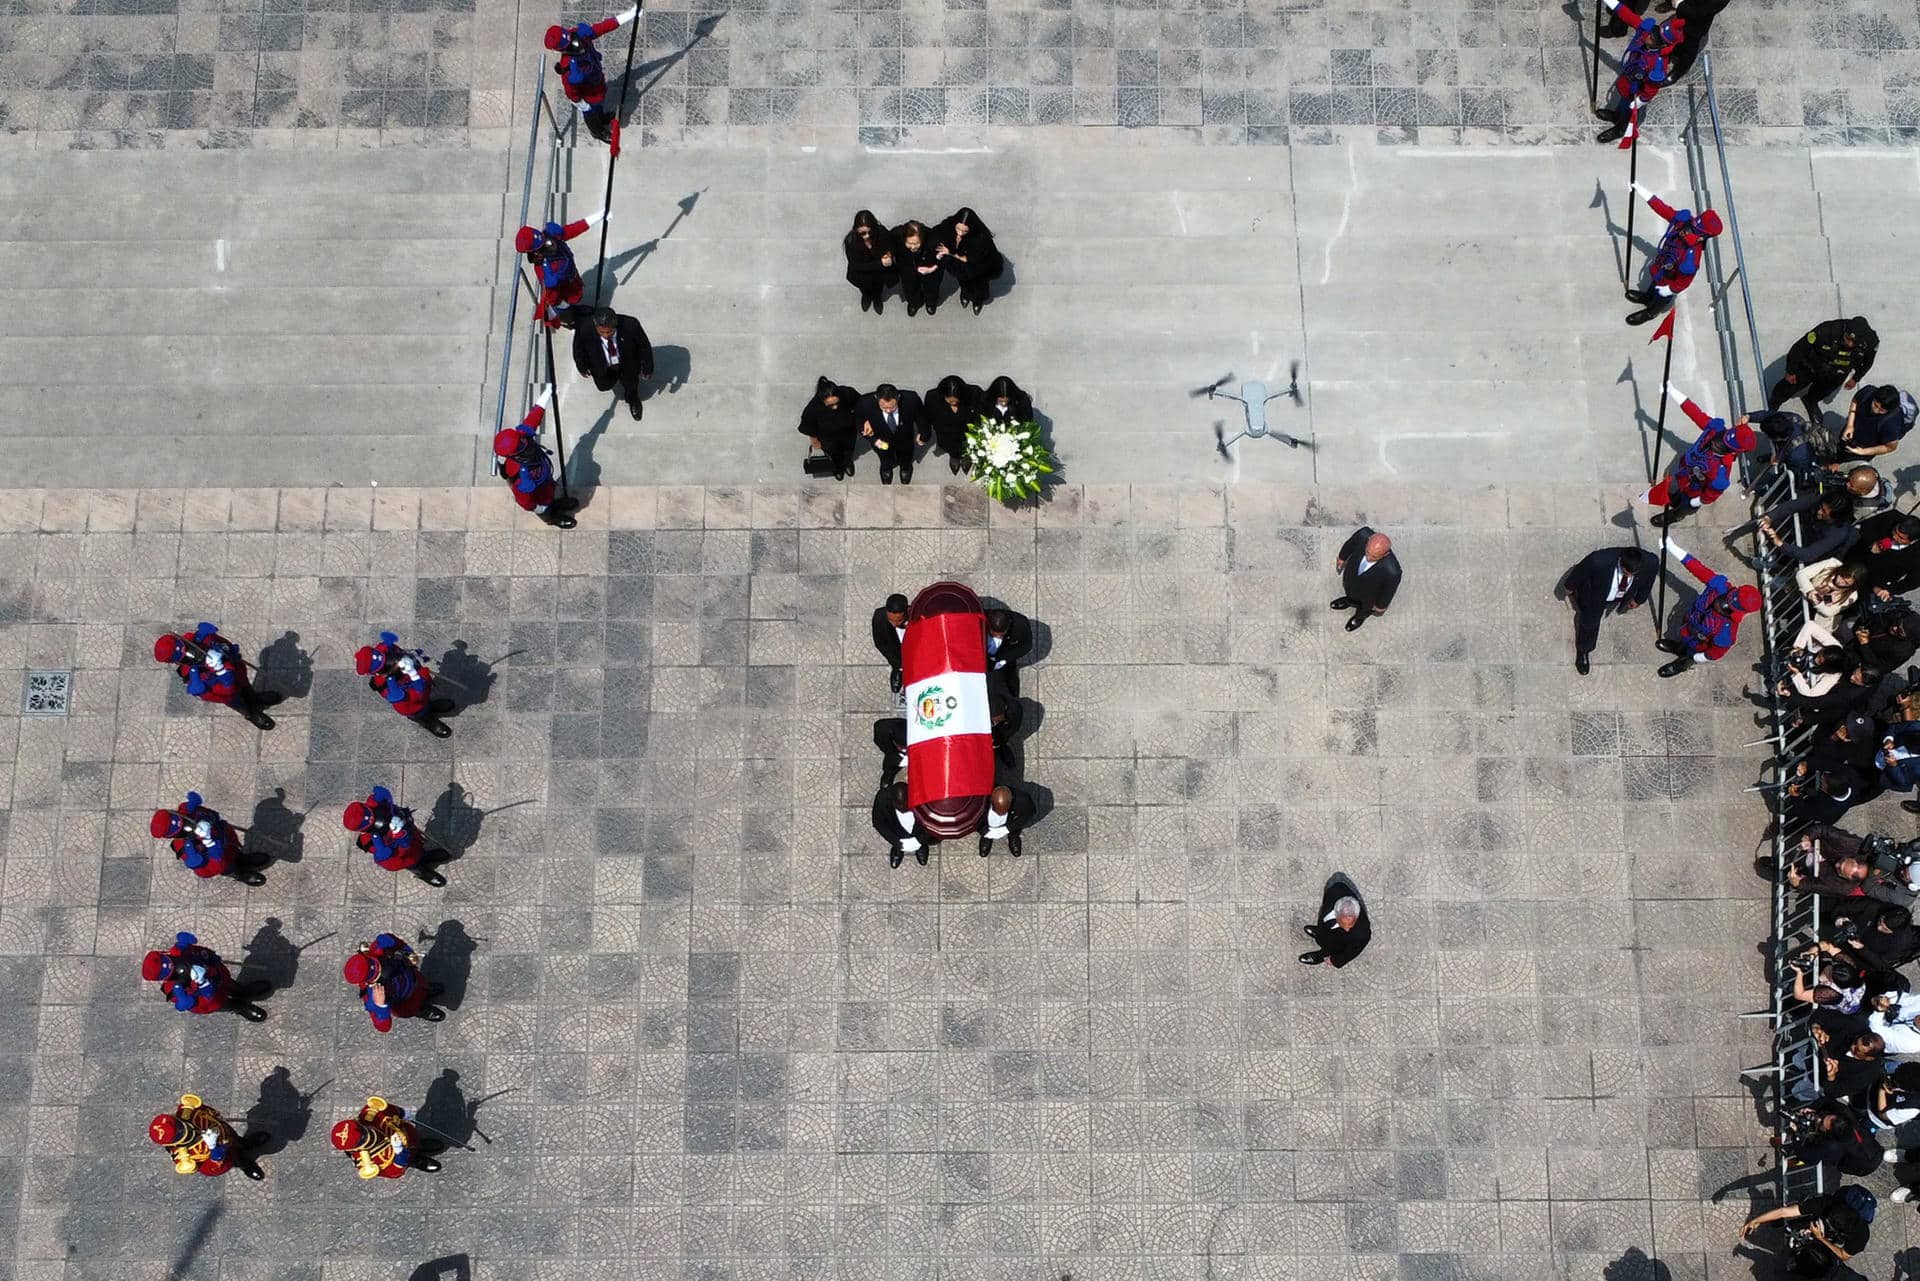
[1331,527,1402,632]
[977,783,1037,858]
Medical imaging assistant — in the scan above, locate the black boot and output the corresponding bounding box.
[1624,288,1652,305]
[1575,652,1591,676]
[1596,120,1627,144]
[1658,658,1690,678]
[412,1155,442,1173]
[413,865,448,888]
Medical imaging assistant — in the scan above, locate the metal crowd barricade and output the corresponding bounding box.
[490,65,580,475]
[1683,56,1827,1206]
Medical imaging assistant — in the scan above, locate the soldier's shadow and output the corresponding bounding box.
[418,1067,513,1151]
[420,919,479,1011]
[243,1065,325,1157]
[408,1257,473,1281]
[255,630,314,703]
[236,916,335,993]
[436,641,509,716]
[241,787,307,866]
[614,12,727,125]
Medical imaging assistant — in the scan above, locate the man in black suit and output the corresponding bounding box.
[571,307,654,420]
[977,783,1036,858]
[1298,875,1371,968]
[1564,546,1660,676]
[1858,513,1920,594]
[872,593,908,692]
[1330,527,1402,632]
[873,716,907,786]
[985,608,1033,697]
[989,679,1023,769]
[859,384,925,485]
[872,781,935,868]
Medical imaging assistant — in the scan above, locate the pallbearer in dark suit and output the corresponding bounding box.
[571,307,653,420]
[859,384,925,485]
[873,781,936,867]
[1564,546,1659,675]
[985,608,1033,698]
[872,593,909,692]
[873,716,907,786]
[925,375,979,475]
[976,784,1036,858]
[1330,527,1402,632]
[1298,875,1371,968]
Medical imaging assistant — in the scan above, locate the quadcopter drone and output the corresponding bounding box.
[1190,363,1313,457]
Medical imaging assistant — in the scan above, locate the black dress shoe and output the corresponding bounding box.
[971,301,983,315]
[874,298,885,315]
[881,470,893,485]
[907,301,921,317]
[889,849,904,868]
[1624,288,1651,305]
[861,295,873,313]
[1903,800,1920,815]
[628,398,643,421]
[413,1155,441,1173]
[1655,639,1684,655]
[1658,658,1689,678]
[927,304,938,316]
[1007,832,1022,857]
[978,837,992,858]
[1344,616,1364,632]
[1575,652,1591,676]
[914,848,929,866]
[1647,509,1673,528]
[1596,121,1627,144]
[1329,597,1354,610]
[1297,951,1324,965]
[900,470,912,486]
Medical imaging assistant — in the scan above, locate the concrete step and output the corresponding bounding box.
[0,194,507,243]
[22,384,480,437]
[0,335,489,385]
[5,433,478,489]
[4,287,495,337]
[5,149,511,196]
[0,239,501,289]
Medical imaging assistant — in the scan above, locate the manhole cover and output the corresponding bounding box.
[22,670,71,717]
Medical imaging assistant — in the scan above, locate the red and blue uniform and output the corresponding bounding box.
[494,389,559,514]
[514,213,603,328]
[344,934,431,1033]
[1600,1,1683,144]
[545,9,636,148]
[355,631,433,718]
[1641,388,1756,510]
[1641,191,1722,300]
[1663,539,1762,663]
[142,932,238,1014]
[154,623,248,705]
[344,786,431,873]
[150,792,239,879]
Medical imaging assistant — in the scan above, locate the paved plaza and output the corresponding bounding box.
[6,0,1920,1273]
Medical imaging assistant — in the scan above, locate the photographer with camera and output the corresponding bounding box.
[1830,901,1920,970]
[1787,942,1868,1016]
[1741,1187,1876,1277]
[1783,759,1872,827]
[1776,1099,1883,1180]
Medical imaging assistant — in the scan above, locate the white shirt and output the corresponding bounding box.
[1872,995,1920,1055]
[1606,564,1630,604]
[601,333,620,366]
[1356,556,1377,576]
[894,625,906,644]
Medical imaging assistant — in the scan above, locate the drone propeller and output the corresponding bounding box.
[1213,420,1233,460]
[1284,360,1304,405]
[1189,372,1235,400]
[1274,431,1317,453]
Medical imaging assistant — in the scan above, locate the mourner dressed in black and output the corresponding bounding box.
[798,377,861,479]
[858,383,926,485]
[873,593,909,692]
[1563,546,1659,675]
[985,608,1034,698]
[844,210,896,314]
[935,206,1004,313]
[924,375,979,475]
[980,375,1033,428]
[892,219,945,317]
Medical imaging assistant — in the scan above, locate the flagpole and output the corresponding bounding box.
[541,326,573,503]
[1622,129,1642,289]
[1589,1,1604,113]
[1649,311,1678,628]
[593,6,642,299]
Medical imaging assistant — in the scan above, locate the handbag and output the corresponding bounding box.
[803,447,839,478]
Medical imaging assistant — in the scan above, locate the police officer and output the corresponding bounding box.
[142,931,269,1021]
[1639,383,1755,527]
[546,7,638,146]
[153,622,275,729]
[149,1093,269,1180]
[150,791,266,887]
[1771,318,1880,423]
[354,630,453,738]
[344,786,452,887]
[344,933,444,1032]
[1595,0,1683,145]
[513,207,608,329]
[1624,183,1722,325]
[330,1097,441,1178]
[1655,537,1763,677]
[493,385,577,528]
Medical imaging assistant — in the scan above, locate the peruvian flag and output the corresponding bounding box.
[902,608,994,810]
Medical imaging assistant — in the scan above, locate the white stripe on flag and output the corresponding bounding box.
[904,670,990,745]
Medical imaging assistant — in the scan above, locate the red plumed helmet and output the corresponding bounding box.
[493,429,525,458]
[153,634,180,663]
[148,1114,186,1145]
[543,24,566,50]
[141,951,170,982]
[1736,585,1763,613]
[343,802,372,833]
[354,646,378,676]
[1698,209,1724,237]
[330,1119,368,1150]
[1729,422,1757,453]
[514,226,539,255]
[343,953,374,986]
[150,809,183,839]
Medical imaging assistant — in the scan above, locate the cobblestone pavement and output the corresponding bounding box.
[0,480,1826,1279]
[2,0,1917,148]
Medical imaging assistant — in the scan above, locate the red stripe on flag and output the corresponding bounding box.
[908,731,995,810]
[901,609,987,686]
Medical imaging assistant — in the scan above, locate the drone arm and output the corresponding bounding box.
[1215,392,1248,407]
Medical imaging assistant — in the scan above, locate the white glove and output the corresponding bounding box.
[1630,181,1651,200]
[1662,536,1691,561]
[616,4,638,23]
[387,815,405,836]
[204,650,225,673]
[193,821,214,842]
[898,837,922,854]
[584,206,609,229]
[535,384,555,412]
[1663,380,1683,402]
[1689,497,1703,507]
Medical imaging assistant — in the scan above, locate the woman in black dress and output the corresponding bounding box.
[981,375,1033,428]
[934,206,1003,314]
[923,375,980,475]
[843,210,896,314]
[892,219,944,318]
[798,376,862,478]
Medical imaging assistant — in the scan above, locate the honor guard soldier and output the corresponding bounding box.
[355,630,454,738]
[142,931,269,1021]
[1624,183,1722,325]
[493,385,578,528]
[154,622,274,729]
[344,786,451,887]
[331,1097,440,1178]
[514,208,607,329]
[149,1093,268,1180]
[546,7,638,148]
[344,933,444,1032]
[150,791,266,887]
[1639,383,1755,527]
[1595,0,1683,145]
[1655,537,1763,677]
